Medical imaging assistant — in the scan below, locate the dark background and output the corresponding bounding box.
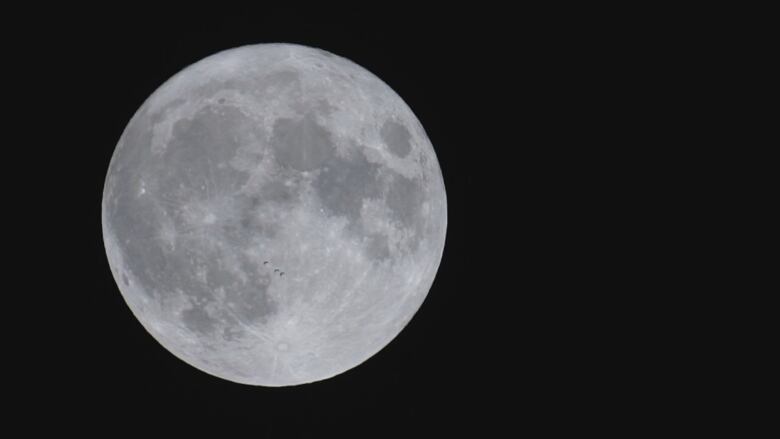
[14,4,695,435]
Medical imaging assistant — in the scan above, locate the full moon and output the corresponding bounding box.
[102,43,447,386]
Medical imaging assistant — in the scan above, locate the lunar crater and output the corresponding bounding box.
[313,147,383,224]
[271,114,335,171]
[381,119,413,158]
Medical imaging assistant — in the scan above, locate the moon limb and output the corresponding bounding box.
[102,43,447,386]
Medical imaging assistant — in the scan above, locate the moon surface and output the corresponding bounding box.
[101,43,447,386]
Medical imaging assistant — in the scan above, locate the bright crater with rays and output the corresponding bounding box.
[102,43,447,386]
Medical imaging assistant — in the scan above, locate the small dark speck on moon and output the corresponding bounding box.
[122,273,129,286]
[263,261,268,265]
[218,98,226,104]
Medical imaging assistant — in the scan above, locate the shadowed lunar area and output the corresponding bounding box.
[101,43,447,386]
